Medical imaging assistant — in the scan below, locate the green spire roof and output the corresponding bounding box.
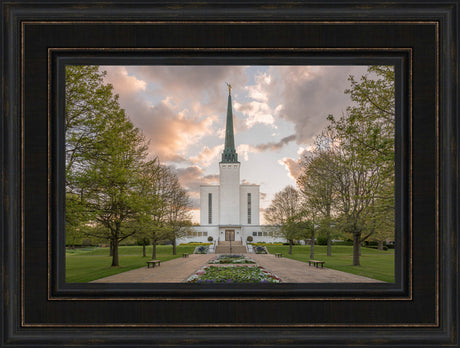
[221,90,239,163]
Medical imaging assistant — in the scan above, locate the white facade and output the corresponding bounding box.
[179,89,285,245]
[219,162,241,225]
[199,185,219,226]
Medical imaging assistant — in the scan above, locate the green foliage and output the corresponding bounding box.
[297,66,395,266]
[136,237,150,246]
[65,66,192,266]
[316,236,328,246]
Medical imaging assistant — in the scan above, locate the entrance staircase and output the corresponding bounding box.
[215,241,247,254]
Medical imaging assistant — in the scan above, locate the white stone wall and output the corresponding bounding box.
[241,226,285,243]
[219,163,240,225]
[177,226,219,244]
[178,225,286,245]
[239,185,260,225]
[199,185,220,225]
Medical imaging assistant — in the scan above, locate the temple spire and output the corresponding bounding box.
[221,83,238,163]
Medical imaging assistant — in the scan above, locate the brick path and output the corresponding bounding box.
[91,254,215,283]
[92,253,383,283]
[249,254,383,283]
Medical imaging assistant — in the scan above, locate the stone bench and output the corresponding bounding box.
[147,260,161,268]
[308,260,325,268]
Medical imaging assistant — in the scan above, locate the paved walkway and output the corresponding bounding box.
[91,254,215,283]
[249,254,383,283]
[91,253,383,283]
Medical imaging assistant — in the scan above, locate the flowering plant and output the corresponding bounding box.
[187,265,281,283]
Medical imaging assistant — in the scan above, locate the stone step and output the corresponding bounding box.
[215,245,247,254]
[217,241,242,246]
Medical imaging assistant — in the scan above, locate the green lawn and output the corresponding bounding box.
[264,244,395,283]
[65,245,196,282]
[66,244,395,283]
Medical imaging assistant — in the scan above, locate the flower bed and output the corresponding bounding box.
[254,246,267,254]
[194,245,209,254]
[187,265,281,283]
[208,254,256,264]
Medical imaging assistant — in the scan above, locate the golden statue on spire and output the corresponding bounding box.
[225,82,232,95]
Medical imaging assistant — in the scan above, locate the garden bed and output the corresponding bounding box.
[208,254,255,264]
[187,265,282,283]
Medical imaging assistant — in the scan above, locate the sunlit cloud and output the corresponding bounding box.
[278,157,302,181]
[189,145,224,167]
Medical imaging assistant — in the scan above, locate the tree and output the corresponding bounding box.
[65,65,150,266]
[297,132,339,256]
[264,186,303,254]
[65,66,118,247]
[164,175,193,255]
[326,65,395,266]
[77,107,149,266]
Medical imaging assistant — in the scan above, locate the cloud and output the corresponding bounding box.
[241,179,258,185]
[189,144,224,167]
[253,134,296,152]
[233,71,277,129]
[234,101,276,128]
[275,65,369,144]
[236,144,257,161]
[102,66,216,163]
[103,66,147,95]
[278,157,302,180]
[174,166,219,209]
[127,66,248,108]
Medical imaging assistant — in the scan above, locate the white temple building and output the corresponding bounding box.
[179,85,284,246]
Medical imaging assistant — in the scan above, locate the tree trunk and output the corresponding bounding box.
[310,230,315,259]
[172,237,176,255]
[326,230,332,256]
[378,240,384,250]
[142,239,146,257]
[288,239,293,254]
[111,239,119,267]
[353,232,360,266]
[152,242,157,260]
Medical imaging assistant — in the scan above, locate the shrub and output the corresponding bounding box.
[317,236,328,245]
[136,238,150,246]
[246,236,253,242]
[207,236,213,242]
[81,239,92,246]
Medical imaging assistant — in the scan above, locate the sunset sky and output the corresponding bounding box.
[101,65,369,223]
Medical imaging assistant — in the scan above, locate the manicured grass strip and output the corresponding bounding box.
[65,245,196,283]
[265,245,395,283]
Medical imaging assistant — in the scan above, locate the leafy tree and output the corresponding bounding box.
[297,132,339,256]
[326,65,395,266]
[264,185,303,254]
[65,65,150,266]
[162,170,193,255]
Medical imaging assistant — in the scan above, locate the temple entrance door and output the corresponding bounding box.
[225,230,235,241]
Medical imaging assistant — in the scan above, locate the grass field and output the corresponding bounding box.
[264,245,395,283]
[66,244,395,283]
[65,245,196,282]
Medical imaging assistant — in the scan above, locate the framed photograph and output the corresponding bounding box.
[2,1,458,346]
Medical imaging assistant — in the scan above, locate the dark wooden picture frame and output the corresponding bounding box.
[1,1,458,346]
